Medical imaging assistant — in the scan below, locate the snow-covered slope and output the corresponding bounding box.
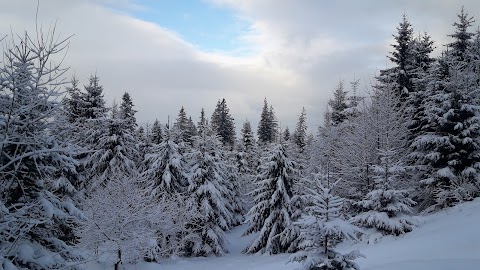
[357,198,480,270]
[90,198,480,270]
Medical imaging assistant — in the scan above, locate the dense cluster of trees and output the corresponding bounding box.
[1,7,480,270]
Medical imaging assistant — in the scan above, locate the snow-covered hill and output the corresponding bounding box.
[89,198,480,270]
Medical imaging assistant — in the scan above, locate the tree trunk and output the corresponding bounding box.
[114,248,122,270]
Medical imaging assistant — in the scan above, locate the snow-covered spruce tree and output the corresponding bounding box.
[142,127,188,196]
[293,107,308,154]
[405,31,435,153]
[197,108,209,136]
[385,13,415,103]
[468,29,480,82]
[411,57,480,210]
[257,98,278,144]
[187,116,198,140]
[83,115,139,191]
[79,74,108,121]
[243,143,300,254]
[291,179,364,270]
[48,106,84,203]
[119,91,137,132]
[447,6,475,62]
[150,119,164,144]
[346,77,362,119]
[69,75,109,193]
[409,10,478,209]
[240,120,258,172]
[174,106,195,145]
[224,150,246,226]
[182,129,234,256]
[144,192,204,261]
[211,98,236,147]
[283,127,291,142]
[236,120,258,206]
[138,122,150,142]
[326,81,349,126]
[0,30,84,269]
[351,149,416,236]
[80,172,160,270]
[136,124,152,169]
[63,76,83,124]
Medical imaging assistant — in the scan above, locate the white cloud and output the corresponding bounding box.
[1,0,480,134]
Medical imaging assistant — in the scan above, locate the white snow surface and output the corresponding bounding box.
[86,198,480,270]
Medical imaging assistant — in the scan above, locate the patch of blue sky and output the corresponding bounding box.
[129,0,253,56]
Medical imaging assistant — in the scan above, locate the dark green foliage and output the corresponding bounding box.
[211,98,236,146]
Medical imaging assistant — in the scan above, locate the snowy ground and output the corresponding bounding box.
[88,198,480,270]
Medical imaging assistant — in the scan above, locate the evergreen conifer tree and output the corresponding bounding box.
[351,149,416,235]
[283,127,291,142]
[257,98,278,144]
[119,91,137,132]
[80,75,108,120]
[63,76,83,124]
[291,179,364,270]
[182,129,234,256]
[243,144,300,254]
[83,116,139,191]
[211,98,236,146]
[151,119,164,144]
[142,128,188,196]
[406,32,435,152]
[294,107,308,153]
[0,29,84,269]
[197,108,209,136]
[174,106,194,144]
[327,81,349,126]
[447,7,475,61]
[387,14,415,102]
[411,56,480,209]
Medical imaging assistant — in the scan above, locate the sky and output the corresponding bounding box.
[1,0,480,134]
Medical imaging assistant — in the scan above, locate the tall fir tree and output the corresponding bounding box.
[211,98,236,147]
[269,105,280,143]
[183,129,234,256]
[197,108,209,136]
[257,98,278,144]
[142,128,188,196]
[0,30,84,269]
[63,76,83,124]
[293,107,308,153]
[447,6,475,61]
[83,116,139,192]
[174,106,194,145]
[406,32,436,152]
[283,126,291,142]
[326,81,349,126]
[243,144,300,254]
[119,92,137,132]
[240,120,258,172]
[411,56,480,210]
[236,120,258,207]
[150,119,164,144]
[387,14,415,102]
[81,74,108,120]
[186,116,198,140]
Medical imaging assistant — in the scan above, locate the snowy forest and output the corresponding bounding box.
[1,7,480,270]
